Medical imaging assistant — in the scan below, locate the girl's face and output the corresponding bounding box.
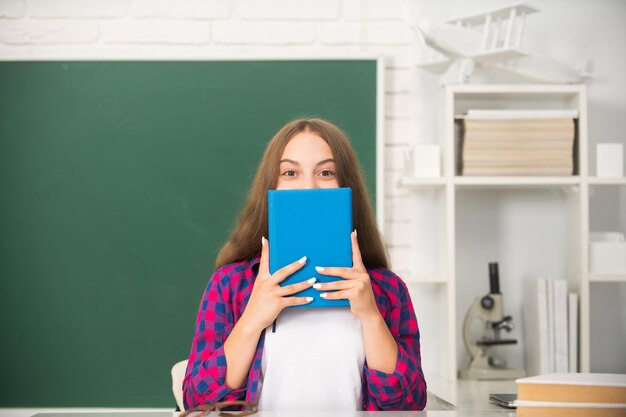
[276,131,339,190]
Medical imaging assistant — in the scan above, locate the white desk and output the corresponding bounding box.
[30,412,511,417]
[426,377,518,413]
[2,380,519,417]
[29,410,514,417]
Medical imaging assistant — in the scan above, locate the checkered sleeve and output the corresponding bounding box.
[363,272,427,410]
[183,270,246,409]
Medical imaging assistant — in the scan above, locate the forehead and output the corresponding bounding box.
[281,131,333,159]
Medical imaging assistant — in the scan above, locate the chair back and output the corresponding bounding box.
[171,359,189,411]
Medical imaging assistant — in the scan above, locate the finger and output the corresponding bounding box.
[272,255,307,284]
[283,295,314,307]
[312,280,354,292]
[319,289,352,300]
[351,229,365,270]
[278,277,317,296]
[315,266,358,280]
[259,236,270,276]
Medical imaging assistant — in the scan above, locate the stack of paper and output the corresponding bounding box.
[461,110,577,176]
[524,279,578,376]
[515,373,626,416]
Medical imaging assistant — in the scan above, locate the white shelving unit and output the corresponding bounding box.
[586,178,626,374]
[399,84,626,399]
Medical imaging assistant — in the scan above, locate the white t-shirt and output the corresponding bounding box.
[257,307,365,411]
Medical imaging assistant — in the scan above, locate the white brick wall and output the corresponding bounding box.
[100,20,211,44]
[362,21,411,45]
[343,0,406,21]
[235,0,340,20]
[0,0,420,267]
[0,0,25,17]
[27,0,129,18]
[0,20,99,44]
[213,21,315,45]
[130,0,230,19]
[317,22,361,45]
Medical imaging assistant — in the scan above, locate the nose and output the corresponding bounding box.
[302,175,317,189]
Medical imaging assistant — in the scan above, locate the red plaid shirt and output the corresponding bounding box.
[183,257,427,410]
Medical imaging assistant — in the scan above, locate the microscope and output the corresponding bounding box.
[459,262,526,380]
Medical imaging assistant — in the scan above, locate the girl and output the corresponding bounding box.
[183,118,427,411]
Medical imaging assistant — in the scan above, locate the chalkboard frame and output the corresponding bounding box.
[0,57,385,407]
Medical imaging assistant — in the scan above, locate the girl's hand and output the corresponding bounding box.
[313,230,380,321]
[240,237,316,332]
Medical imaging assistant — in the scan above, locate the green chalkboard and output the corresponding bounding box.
[0,61,378,407]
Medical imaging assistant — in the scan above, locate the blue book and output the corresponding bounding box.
[268,187,352,308]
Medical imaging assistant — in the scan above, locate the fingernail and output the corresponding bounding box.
[298,256,307,264]
[320,293,328,298]
[354,229,357,238]
[262,236,266,246]
[307,277,316,284]
[306,297,313,302]
[313,283,322,290]
[315,266,324,272]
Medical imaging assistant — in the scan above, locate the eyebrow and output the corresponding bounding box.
[279,158,335,166]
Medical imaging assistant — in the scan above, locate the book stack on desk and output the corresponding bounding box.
[514,373,626,417]
[461,110,577,176]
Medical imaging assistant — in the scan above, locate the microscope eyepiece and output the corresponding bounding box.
[489,262,500,294]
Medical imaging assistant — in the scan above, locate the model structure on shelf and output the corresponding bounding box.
[409,3,590,84]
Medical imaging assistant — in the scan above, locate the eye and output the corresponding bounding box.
[282,170,296,177]
[319,169,335,177]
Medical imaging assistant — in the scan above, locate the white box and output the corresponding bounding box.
[589,232,626,274]
[596,143,624,177]
[413,144,441,178]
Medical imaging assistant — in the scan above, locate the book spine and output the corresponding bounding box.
[537,279,550,374]
[554,280,569,373]
[547,279,555,373]
[568,293,579,372]
[524,278,550,376]
[267,192,276,274]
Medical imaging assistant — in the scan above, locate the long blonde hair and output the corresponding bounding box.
[215,118,389,269]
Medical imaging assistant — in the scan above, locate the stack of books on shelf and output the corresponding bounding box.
[461,109,577,176]
[515,373,626,416]
[524,279,578,376]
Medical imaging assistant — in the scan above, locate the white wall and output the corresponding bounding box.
[1,0,624,376]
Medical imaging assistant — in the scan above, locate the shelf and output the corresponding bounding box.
[588,274,626,283]
[405,83,601,380]
[454,176,580,188]
[588,177,626,185]
[449,84,584,95]
[454,114,579,120]
[399,176,582,189]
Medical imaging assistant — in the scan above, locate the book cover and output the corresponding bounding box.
[516,372,626,387]
[267,187,352,308]
[515,373,626,405]
[515,401,626,417]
